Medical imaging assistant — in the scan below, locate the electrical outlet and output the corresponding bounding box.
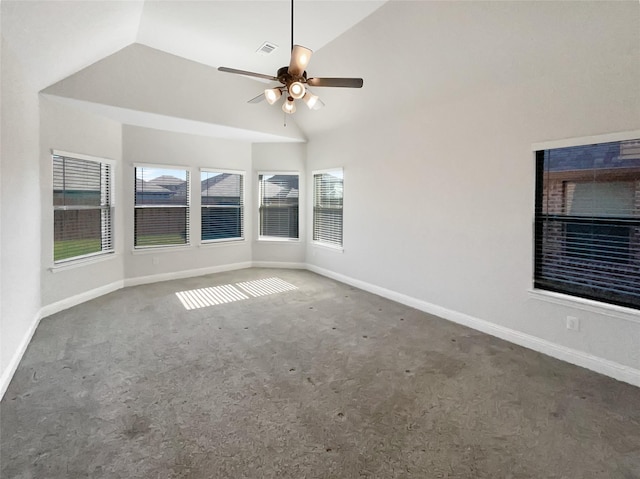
[152,256,159,266]
[566,316,580,331]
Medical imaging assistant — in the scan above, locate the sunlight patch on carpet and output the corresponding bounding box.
[176,284,248,310]
[235,277,298,297]
[175,278,298,310]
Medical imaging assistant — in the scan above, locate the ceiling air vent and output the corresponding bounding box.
[256,42,278,55]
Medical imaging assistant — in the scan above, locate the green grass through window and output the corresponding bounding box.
[54,239,102,262]
[55,234,188,261]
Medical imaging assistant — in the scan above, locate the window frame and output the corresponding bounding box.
[133,164,191,250]
[257,171,300,242]
[52,150,115,266]
[200,168,246,244]
[532,131,640,311]
[312,167,344,250]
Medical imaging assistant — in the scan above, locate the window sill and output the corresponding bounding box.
[199,238,246,248]
[132,244,191,254]
[50,252,117,272]
[257,237,301,243]
[311,241,344,253]
[528,288,640,323]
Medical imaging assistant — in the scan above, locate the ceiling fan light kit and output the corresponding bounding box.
[282,96,296,114]
[264,88,282,105]
[288,81,305,99]
[302,91,319,110]
[217,0,363,116]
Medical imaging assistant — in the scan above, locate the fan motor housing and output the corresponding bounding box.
[277,66,307,85]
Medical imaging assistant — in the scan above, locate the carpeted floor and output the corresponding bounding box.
[2,268,639,478]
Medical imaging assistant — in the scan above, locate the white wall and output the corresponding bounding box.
[2,0,639,396]
[123,125,253,281]
[252,143,307,266]
[40,97,124,307]
[0,40,42,392]
[304,1,640,381]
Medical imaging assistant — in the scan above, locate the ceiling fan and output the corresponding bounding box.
[217,0,363,114]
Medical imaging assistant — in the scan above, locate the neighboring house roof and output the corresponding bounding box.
[147,175,186,187]
[262,181,285,199]
[135,178,173,194]
[201,173,241,198]
[269,175,299,187]
[261,175,299,200]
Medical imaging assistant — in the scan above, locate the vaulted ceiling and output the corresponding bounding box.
[3,1,637,142]
[2,1,386,90]
[1,0,386,141]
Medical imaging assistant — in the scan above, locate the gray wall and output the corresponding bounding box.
[2,1,639,396]
[40,97,124,306]
[1,40,42,388]
[304,1,640,374]
[123,126,253,281]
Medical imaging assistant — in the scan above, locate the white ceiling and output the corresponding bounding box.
[1,0,386,141]
[1,0,386,92]
[1,0,144,91]
[4,1,636,142]
[136,1,387,77]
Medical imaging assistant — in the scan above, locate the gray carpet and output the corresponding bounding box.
[2,268,639,478]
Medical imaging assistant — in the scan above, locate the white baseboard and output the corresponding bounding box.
[40,280,124,319]
[252,261,307,269]
[2,280,127,399]
[0,311,41,400]
[123,261,253,287]
[307,265,640,388]
[5,262,637,401]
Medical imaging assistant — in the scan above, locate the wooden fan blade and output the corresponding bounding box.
[288,45,313,77]
[247,93,266,104]
[218,66,277,81]
[307,77,364,88]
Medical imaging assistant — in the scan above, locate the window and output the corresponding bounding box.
[53,152,114,263]
[258,173,299,240]
[313,169,343,248]
[134,166,189,248]
[201,170,244,242]
[534,139,640,309]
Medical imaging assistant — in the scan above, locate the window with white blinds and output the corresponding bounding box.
[313,169,343,247]
[134,166,189,248]
[534,138,640,309]
[258,173,299,240]
[201,170,244,242]
[53,153,113,263]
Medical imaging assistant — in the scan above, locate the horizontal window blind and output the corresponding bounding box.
[135,167,189,247]
[259,174,299,239]
[201,171,244,241]
[534,139,640,309]
[53,154,113,263]
[313,169,343,247]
